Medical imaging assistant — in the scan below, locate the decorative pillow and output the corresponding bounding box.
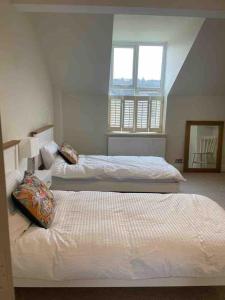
[59,143,79,164]
[41,141,59,169]
[12,173,55,229]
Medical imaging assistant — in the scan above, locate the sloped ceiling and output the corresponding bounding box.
[169,19,225,96]
[29,13,113,94]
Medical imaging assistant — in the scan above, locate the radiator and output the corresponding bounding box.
[108,136,166,157]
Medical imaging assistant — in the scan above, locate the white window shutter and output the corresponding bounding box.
[150,97,162,130]
[109,98,122,129]
[123,99,135,130]
[136,99,149,131]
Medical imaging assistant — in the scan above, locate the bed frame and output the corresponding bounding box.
[31,125,180,193]
[3,139,225,287]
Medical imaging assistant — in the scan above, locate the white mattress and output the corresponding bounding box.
[12,191,225,285]
[51,155,185,182]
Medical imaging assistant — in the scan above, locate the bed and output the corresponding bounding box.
[4,142,225,287]
[10,190,225,287]
[31,126,185,193]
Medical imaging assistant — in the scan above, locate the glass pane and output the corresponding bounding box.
[138,46,163,89]
[113,47,134,86]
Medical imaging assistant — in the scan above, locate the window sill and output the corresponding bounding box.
[107,132,166,138]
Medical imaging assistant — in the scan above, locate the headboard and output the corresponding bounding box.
[30,125,54,169]
[3,140,20,174]
[3,139,29,175]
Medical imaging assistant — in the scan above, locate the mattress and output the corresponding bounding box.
[12,191,225,285]
[51,155,185,182]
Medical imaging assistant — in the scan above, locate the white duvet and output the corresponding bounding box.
[12,191,225,282]
[51,155,185,182]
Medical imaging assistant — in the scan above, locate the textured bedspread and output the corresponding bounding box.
[51,155,185,182]
[12,191,225,282]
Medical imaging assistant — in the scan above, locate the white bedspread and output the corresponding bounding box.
[51,155,185,182]
[12,191,225,282]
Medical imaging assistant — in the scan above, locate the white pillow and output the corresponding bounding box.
[5,170,31,243]
[41,141,59,169]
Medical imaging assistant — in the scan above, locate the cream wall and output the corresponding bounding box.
[30,13,113,153]
[0,5,54,142]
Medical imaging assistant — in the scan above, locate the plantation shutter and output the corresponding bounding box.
[123,98,135,130]
[109,98,122,129]
[136,99,149,131]
[150,97,162,130]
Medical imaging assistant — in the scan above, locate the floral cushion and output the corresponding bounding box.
[12,172,55,229]
[59,143,79,164]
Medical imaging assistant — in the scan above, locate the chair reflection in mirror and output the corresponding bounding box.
[192,136,217,168]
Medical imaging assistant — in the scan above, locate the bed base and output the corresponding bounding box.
[51,177,180,193]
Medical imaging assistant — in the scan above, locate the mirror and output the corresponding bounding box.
[184,121,224,172]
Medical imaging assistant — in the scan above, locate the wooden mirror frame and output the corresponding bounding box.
[184,121,224,173]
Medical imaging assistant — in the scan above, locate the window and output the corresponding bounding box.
[110,43,165,96]
[137,46,163,89]
[112,47,134,87]
[109,42,165,133]
[108,96,163,133]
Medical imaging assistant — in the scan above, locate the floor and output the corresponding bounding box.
[180,172,225,209]
[15,173,225,300]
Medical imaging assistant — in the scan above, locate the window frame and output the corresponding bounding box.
[110,42,167,96]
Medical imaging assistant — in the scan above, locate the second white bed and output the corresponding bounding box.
[50,155,185,192]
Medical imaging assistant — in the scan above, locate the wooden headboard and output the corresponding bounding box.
[30,125,54,169]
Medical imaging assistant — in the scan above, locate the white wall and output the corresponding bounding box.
[30,13,113,153]
[0,6,54,142]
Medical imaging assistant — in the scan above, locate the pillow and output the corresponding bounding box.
[41,141,59,169]
[12,173,55,229]
[59,143,79,164]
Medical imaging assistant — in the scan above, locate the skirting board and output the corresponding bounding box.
[14,276,225,288]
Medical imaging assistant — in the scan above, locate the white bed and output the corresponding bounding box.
[51,155,184,192]
[4,141,225,287]
[31,126,185,193]
[11,191,225,287]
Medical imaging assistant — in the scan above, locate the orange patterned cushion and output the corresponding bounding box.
[12,173,55,229]
[59,143,79,164]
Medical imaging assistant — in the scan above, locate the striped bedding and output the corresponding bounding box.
[11,191,225,282]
